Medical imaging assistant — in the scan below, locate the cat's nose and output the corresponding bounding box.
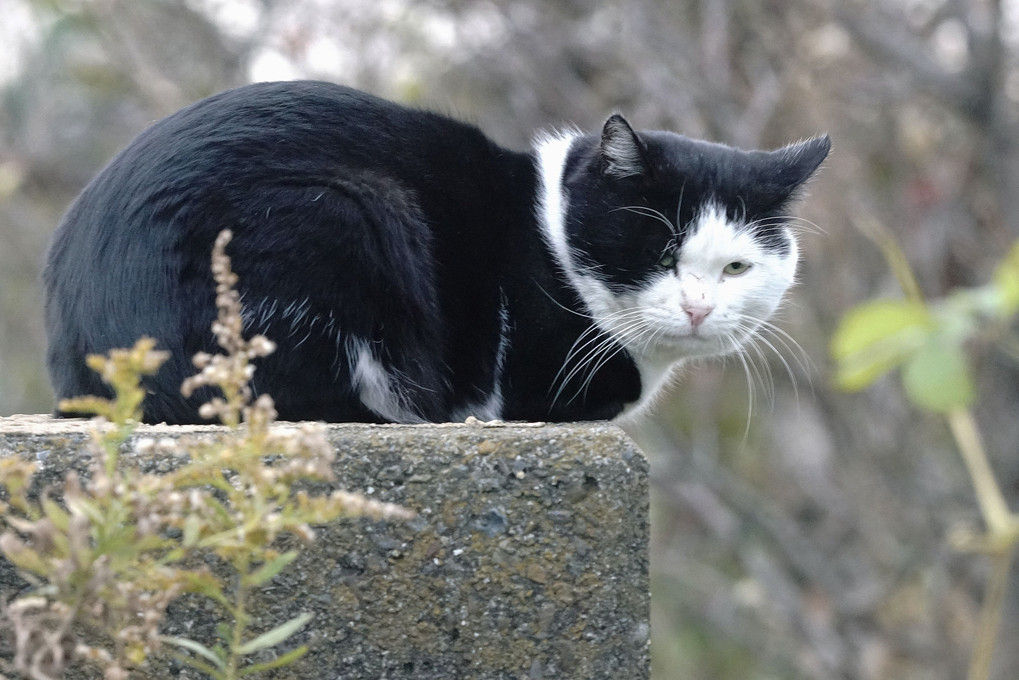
[683,303,713,328]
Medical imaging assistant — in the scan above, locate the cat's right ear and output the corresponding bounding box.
[600,114,648,179]
[771,134,832,195]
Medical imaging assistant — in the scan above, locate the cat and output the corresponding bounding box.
[43,80,829,426]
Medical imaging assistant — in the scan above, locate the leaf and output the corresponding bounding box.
[992,240,1019,316]
[160,635,227,671]
[203,493,234,524]
[244,551,299,588]
[215,623,233,643]
[180,571,230,607]
[164,649,227,680]
[236,612,313,655]
[57,395,112,419]
[0,532,47,574]
[902,337,975,412]
[830,299,933,391]
[238,645,309,676]
[40,496,70,532]
[0,459,36,496]
[183,514,202,548]
[64,493,105,526]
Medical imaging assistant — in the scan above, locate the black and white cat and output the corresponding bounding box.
[44,80,829,426]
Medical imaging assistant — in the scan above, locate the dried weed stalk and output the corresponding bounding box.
[0,229,412,680]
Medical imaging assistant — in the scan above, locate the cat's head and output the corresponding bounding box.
[538,115,829,380]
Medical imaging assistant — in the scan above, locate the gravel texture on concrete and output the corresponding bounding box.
[0,416,649,679]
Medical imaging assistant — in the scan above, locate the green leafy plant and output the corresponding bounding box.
[831,221,1019,680]
[0,230,413,680]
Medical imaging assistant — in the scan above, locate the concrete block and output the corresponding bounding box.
[0,416,649,679]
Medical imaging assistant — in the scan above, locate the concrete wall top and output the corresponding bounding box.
[0,416,650,680]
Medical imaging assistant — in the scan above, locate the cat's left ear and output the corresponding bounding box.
[768,134,832,196]
[599,114,648,179]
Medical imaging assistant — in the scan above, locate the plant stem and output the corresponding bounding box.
[967,544,1017,680]
[227,568,249,680]
[946,409,1012,535]
[855,216,925,303]
[947,407,1018,680]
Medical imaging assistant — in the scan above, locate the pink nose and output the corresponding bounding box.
[683,303,713,328]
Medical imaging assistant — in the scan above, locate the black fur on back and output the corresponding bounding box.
[44,81,636,422]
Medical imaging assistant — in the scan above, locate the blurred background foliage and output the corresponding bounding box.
[2,0,1019,677]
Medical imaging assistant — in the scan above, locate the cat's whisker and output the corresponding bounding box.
[729,325,774,406]
[576,314,660,399]
[786,215,827,236]
[613,206,679,237]
[742,336,777,405]
[752,328,807,405]
[557,334,624,405]
[638,322,669,355]
[548,306,653,403]
[532,279,594,320]
[747,215,826,237]
[572,261,609,278]
[554,307,649,372]
[576,338,633,402]
[551,326,612,402]
[757,327,811,382]
[553,321,630,404]
[742,315,814,384]
[554,312,655,405]
[756,319,813,372]
[675,183,686,233]
[573,315,651,368]
[728,339,757,447]
[732,316,810,406]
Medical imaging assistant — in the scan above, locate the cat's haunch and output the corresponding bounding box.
[44,81,829,425]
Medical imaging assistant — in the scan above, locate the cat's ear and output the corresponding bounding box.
[769,134,831,195]
[599,114,648,179]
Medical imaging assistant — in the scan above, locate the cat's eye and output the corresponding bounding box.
[658,251,677,269]
[723,261,751,276]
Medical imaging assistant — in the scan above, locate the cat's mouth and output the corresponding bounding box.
[650,327,718,347]
[640,323,745,357]
[622,315,715,347]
